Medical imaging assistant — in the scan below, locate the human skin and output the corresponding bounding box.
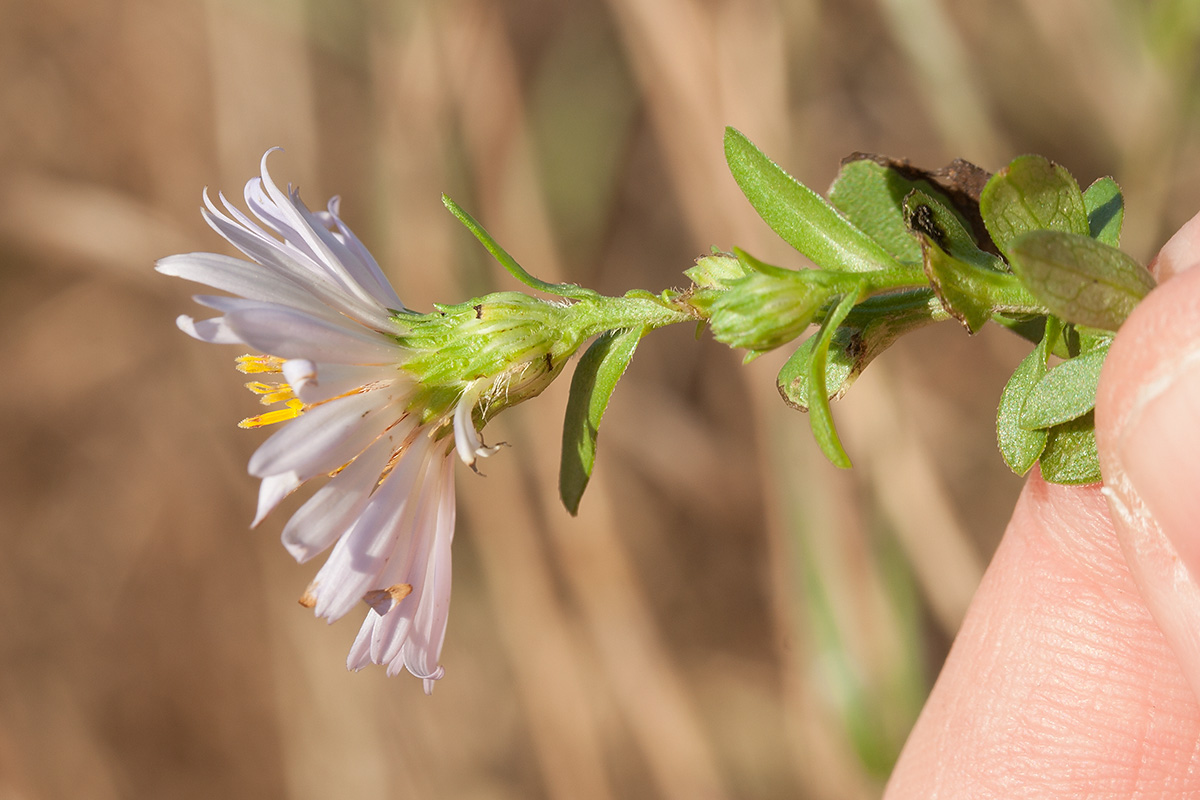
[884,214,1200,797]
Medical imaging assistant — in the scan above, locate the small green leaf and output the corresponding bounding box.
[1019,342,1110,430]
[979,155,1090,257]
[443,195,599,300]
[903,190,993,267]
[724,128,902,273]
[778,328,855,412]
[996,318,1059,475]
[1038,412,1102,485]
[1083,176,1124,247]
[906,191,1042,333]
[1007,230,1156,332]
[828,158,969,264]
[807,289,863,468]
[559,328,643,515]
[778,290,945,410]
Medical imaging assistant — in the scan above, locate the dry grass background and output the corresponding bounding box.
[2,0,1200,797]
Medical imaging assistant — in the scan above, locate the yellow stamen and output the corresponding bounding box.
[244,381,296,405]
[259,388,295,405]
[236,354,286,374]
[239,399,305,429]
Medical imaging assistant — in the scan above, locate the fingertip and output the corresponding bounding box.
[1095,239,1200,702]
[1149,208,1200,282]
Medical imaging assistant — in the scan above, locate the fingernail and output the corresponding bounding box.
[1116,349,1200,578]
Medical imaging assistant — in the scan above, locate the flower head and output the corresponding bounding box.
[159,150,579,692]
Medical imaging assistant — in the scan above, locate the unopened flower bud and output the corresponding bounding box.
[709,270,830,352]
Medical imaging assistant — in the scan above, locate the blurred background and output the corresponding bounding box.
[3,0,1200,797]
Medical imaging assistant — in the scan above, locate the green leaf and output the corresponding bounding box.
[778,290,945,410]
[828,158,970,264]
[1083,176,1124,247]
[1019,342,1110,430]
[996,317,1059,475]
[979,155,1090,257]
[1038,412,1102,485]
[906,190,1042,333]
[559,328,643,515]
[724,128,902,273]
[806,289,863,468]
[1007,230,1156,332]
[443,195,599,300]
[904,189,993,267]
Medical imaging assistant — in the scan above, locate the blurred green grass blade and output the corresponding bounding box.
[1007,230,1156,332]
[807,290,861,468]
[559,327,643,515]
[980,155,1089,257]
[724,128,902,273]
[996,317,1059,474]
[1083,176,1124,247]
[1039,412,1102,485]
[443,195,599,300]
[1019,342,1109,430]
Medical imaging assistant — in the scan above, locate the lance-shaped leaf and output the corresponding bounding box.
[560,327,643,515]
[996,316,1060,475]
[806,289,864,468]
[724,128,902,273]
[1039,412,1102,485]
[980,155,1089,257]
[1019,341,1110,430]
[444,195,600,300]
[778,290,945,410]
[1083,176,1124,247]
[906,190,1042,333]
[1007,230,1156,332]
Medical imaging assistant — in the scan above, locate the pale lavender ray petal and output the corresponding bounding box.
[224,305,400,364]
[175,314,242,344]
[247,387,407,479]
[201,202,396,333]
[326,196,404,310]
[347,610,379,672]
[368,451,447,666]
[281,359,317,396]
[256,152,383,311]
[252,471,302,527]
[289,362,407,406]
[279,428,401,563]
[190,294,347,331]
[287,194,402,310]
[400,457,456,681]
[243,175,323,263]
[309,434,432,622]
[157,253,336,320]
